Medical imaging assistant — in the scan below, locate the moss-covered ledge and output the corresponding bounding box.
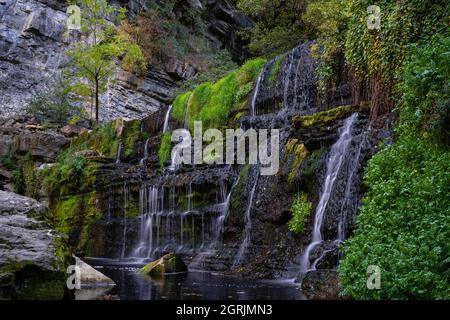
[291,103,370,130]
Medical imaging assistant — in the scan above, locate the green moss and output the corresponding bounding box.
[172,91,192,123]
[122,119,147,158]
[52,192,101,257]
[231,164,251,210]
[292,104,368,129]
[139,253,187,275]
[286,139,309,184]
[158,133,172,167]
[187,82,213,130]
[200,72,238,129]
[236,58,267,85]
[288,192,312,234]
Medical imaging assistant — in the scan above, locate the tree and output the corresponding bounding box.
[67,0,146,124]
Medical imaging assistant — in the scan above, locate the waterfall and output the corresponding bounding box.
[116,143,123,164]
[233,171,259,267]
[121,181,130,260]
[283,49,295,109]
[211,177,239,250]
[139,139,150,166]
[163,105,173,133]
[250,73,264,116]
[298,113,358,274]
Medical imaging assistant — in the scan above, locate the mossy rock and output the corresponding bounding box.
[139,253,187,275]
[292,104,369,129]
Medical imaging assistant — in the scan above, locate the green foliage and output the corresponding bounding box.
[304,0,350,91]
[339,36,450,299]
[288,192,312,233]
[396,34,450,141]
[236,0,316,57]
[158,133,172,167]
[67,0,146,123]
[41,151,94,197]
[339,134,450,299]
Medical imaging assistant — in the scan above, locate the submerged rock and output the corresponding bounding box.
[139,253,188,275]
[300,270,341,300]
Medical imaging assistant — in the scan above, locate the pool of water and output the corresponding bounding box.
[78,262,303,300]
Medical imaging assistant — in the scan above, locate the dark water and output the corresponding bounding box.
[80,263,302,300]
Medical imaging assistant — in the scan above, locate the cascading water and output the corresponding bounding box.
[116,143,123,164]
[121,181,130,260]
[297,113,358,275]
[251,73,263,116]
[163,104,173,133]
[233,170,259,267]
[139,139,150,166]
[131,180,232,262]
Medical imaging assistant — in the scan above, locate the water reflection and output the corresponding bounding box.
[94,266,302,300]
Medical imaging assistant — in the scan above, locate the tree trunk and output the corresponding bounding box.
[95,77,99,124]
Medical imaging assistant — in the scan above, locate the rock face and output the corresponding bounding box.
[0,117,69,161]
[139,253,188,275]
[0,0,251,121]
[0,190,64,299]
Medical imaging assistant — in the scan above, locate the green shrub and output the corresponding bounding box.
[288,192,312,233]
[339,36,450,299]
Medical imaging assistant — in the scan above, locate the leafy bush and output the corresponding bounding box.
[396,34,450,141]
[288,192,312,233]
[41,151,93,197]
[339,35,450,299]
[339,135,450,299]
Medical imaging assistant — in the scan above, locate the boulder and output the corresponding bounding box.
[0,191,65,299]
[139,253,188,275]
[300,270,342,300]
[60,125,88,137]
[73,256,115,288]
[15,131,69,162]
